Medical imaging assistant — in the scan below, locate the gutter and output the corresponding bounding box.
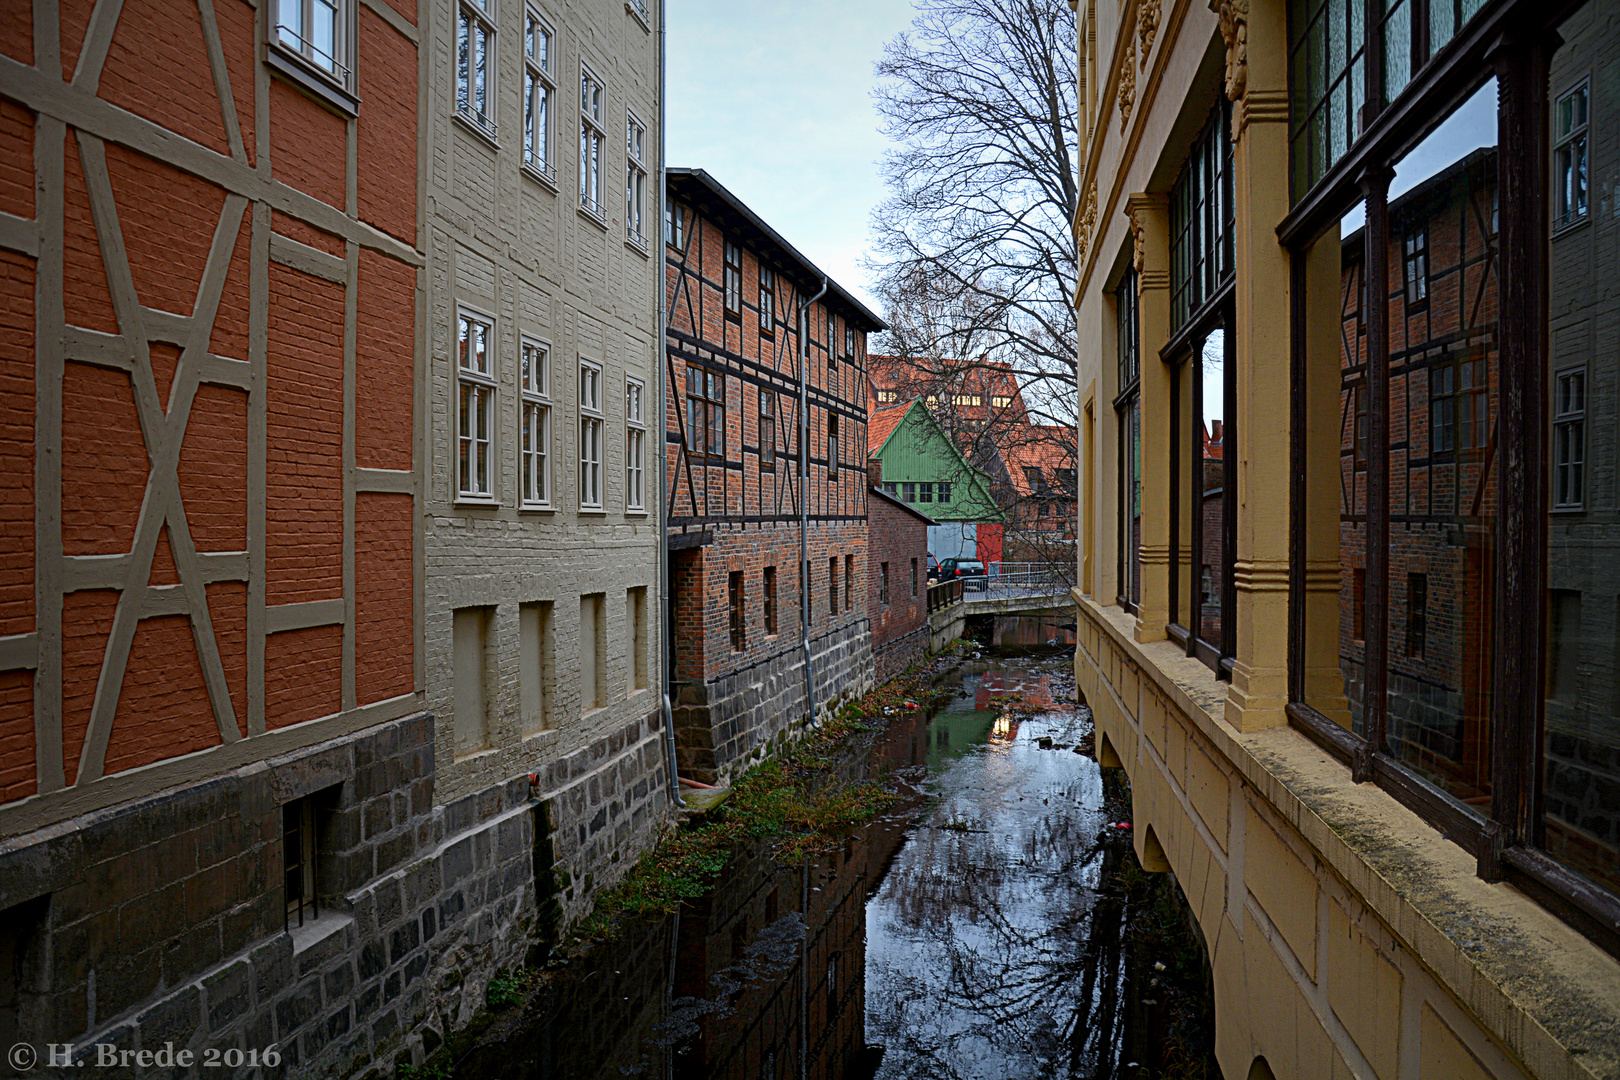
[797,275,828,727]
[656,0,682,809]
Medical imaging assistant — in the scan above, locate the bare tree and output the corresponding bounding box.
[869,0,1079,402]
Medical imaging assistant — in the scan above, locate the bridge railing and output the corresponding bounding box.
[983,562,1073,595]
[926,578,963,613]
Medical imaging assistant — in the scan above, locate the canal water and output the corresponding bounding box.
[456,652,1215,1080]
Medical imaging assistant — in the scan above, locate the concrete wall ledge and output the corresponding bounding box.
[1073,589,1620,1080]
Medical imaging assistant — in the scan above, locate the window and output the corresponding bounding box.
[845,555,854,613]
[1554,82,1589,230]
[883,482,897,496]
[1116,268,1141,613]
[579,360,603,509]
[665,201,686,249]
[910,558,918,596]
[1552,367,1585,510]
[1429,356,1487,457]
[1169,101,1233,330]
[876,389,898,404]
[579,65,604,217]
[827,312,837,368]
[827,412,839,477]
[627,587,647,691]
[579,593,605,711]
[1405,573,1427,658]
[759,266,775,335]
[453,606,492,755]
[918,482,933,503]
[283,796,319,928]
[937,482,951,503]
[274,0,350,87]
[729,571,745,651]
[625,112,647,246]
[686,366,725,459]
[521,340,551,507]
[723,241,742,318]
[828,557,838,615]
[759,388,776,469]
[456,0,496,140]
[1352,567,1365,642]
[457,310,495,500]
[952,394,982,407]
[1402,226,1428,307]
[992,395,1013,409]
[625,376,645,511]
[763,566,777,636]
[880,562,890,606]
[844,325,854,359]
[902,482,915,503]
[1353,382,1368,468]
[519,601,554,736]
[522,10,553,180]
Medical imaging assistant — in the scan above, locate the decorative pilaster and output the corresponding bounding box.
[1128,193,1172,644]
[1223,0,1292,732]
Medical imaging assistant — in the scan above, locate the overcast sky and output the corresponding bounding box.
[667,0,919,313]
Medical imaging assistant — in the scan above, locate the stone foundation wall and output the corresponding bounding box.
[0,709,670,1079]
[672,620,873,786]
[873,624,928,684]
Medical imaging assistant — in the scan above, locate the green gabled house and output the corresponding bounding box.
[866,399,1004,563]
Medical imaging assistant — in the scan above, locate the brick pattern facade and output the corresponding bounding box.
[866,482,930,683]
[664,170,882,785]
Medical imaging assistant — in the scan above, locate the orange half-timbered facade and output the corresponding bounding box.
[0,0,444,1072]
[664,169,883,785]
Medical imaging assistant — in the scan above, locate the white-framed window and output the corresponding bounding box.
[625,0,649,28]
[457,309,496,500]
[625,376,645,511]
[625,112,647,247]
[1553,366,1585,510]
[579,64,605,218]
[520,338,551,507]
[522,8,554,181]
[456,0,497,141]
[1554,80,1589,231]
[273,0,351,87]
[665,200,686,249]
[579,359,603,508]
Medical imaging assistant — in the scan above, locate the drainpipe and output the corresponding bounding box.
[656,0,682,809]
[797,277,828,726]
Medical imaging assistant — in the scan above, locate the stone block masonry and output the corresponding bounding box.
[0,709,668,1078]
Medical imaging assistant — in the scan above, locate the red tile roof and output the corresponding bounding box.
[867,401,913,455]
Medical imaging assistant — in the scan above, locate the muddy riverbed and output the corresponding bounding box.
[453,652,1216,1080]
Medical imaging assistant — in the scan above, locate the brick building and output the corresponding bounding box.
[865,460,932,682]
[0,0,431,1072]
[866,397,1002,564]
[664,169,882,786]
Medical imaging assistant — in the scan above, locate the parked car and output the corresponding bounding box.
[926,554,940,582]
[938,558,988,591]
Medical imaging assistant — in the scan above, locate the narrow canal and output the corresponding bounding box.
[455,650,1216,1080]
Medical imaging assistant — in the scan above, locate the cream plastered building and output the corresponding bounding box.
[422,0,668,934]
[1070,0,1620,1077]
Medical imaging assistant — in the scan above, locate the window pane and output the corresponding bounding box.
[1196,331,1227,651]
[1542,3,1617,895]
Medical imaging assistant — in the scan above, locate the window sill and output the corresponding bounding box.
[626,0,650,30]
[522,159,558,190]
[289,910,352,955]
[519,502,555,513]
[578,507,607,515]
[625,508,648,516]
[522,727,559,744]
[577,202,608,230]
[1551,213,1589,238]
[265,46,359,118]
[454,108,500,149]
[454,496,501,509]
[625,234,649,258]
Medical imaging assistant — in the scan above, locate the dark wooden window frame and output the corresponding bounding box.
[759,265,776,337]
[1282,0,1620,956]
[764,565,778,636]
[1116,268,1142,615]
[686,364,725,460]
[760,387,776,470]
[723,240,743,321]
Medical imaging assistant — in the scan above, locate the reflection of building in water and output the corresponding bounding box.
[1545,3,1620,890]
[1339,147,1500,807]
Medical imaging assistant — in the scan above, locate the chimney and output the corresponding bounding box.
[868,456,883,488]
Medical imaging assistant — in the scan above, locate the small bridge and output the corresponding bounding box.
[926,564,1074,653]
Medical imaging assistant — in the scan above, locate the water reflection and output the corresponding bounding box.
[456,657,1210,1080]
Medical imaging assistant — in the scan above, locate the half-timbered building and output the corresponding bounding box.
[663,169,883,785]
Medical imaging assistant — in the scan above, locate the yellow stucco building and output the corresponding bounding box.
[1070,0,1620,1075]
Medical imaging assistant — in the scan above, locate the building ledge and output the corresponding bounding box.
[1073,590,1620,1080]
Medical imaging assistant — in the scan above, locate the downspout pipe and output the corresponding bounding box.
[656,0,682,809]
[797,277,828,727]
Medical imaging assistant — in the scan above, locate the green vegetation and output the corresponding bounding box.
[569,646,966,945]
[484,968,539,1011]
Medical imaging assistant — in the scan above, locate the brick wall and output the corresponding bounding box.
[867,488,929,682]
